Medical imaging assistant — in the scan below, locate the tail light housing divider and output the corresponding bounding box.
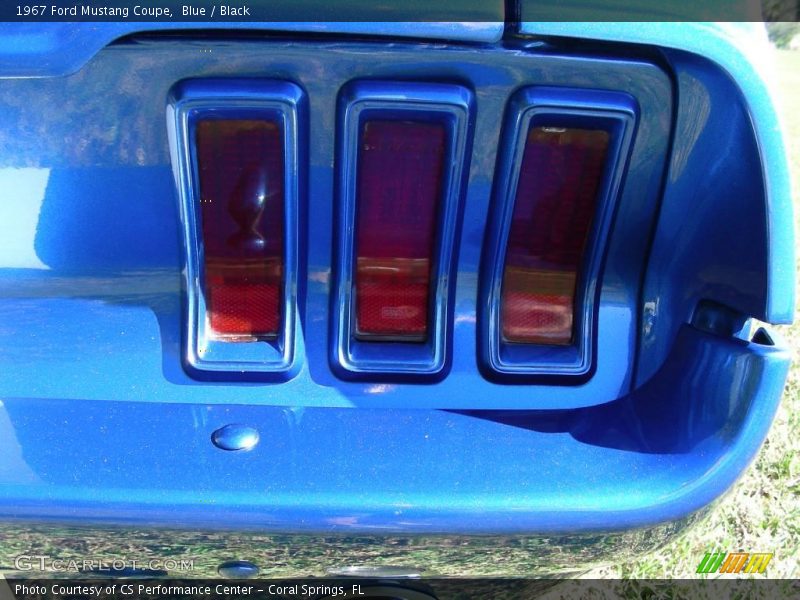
[332,81,474,378]
[479,87,637,379]
[167,79,306,378]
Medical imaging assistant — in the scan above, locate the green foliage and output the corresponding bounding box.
[766,22,800,48]
[762,0,800,21]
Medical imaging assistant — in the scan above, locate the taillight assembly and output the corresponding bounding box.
[332,81,474,377]
[480,87,636,378]
[168,80,305,377]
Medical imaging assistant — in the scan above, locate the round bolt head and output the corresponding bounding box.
[211,424,260,452]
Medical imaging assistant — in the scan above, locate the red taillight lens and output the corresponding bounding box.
[354,120,446,341]
[501,126,610,345]
[195,119,284,339]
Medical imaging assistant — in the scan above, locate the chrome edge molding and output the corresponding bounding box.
[0,510,704,578]
[480,86,638,380]
[166,78,307,378]
[331,80,474,379]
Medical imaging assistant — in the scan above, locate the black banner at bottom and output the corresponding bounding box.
[3,578,800,600]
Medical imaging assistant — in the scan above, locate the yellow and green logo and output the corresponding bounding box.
[696,552,773,574]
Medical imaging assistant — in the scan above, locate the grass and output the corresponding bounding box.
[573,49,800,588]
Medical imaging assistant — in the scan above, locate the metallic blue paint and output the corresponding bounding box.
[0,22,794,575]
[168,79,306,377]
[0,38,671,410]
[479,87,638,380]
[332,81,473,378]
[0,21,505,78]
[637,47,786,385]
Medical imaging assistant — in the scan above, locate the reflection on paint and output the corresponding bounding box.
[0,168,50,269]
[0,400,40,484]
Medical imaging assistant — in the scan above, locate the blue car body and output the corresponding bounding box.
[0,18,794,577]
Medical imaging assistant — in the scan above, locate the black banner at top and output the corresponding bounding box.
[0,0,798,22]
[1,0,502,23]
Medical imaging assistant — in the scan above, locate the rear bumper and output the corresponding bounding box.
[0,324,790,576]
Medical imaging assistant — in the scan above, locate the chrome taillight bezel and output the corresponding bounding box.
[479,87,638,380]
[167,79,306,378]
[331,81,474,379]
